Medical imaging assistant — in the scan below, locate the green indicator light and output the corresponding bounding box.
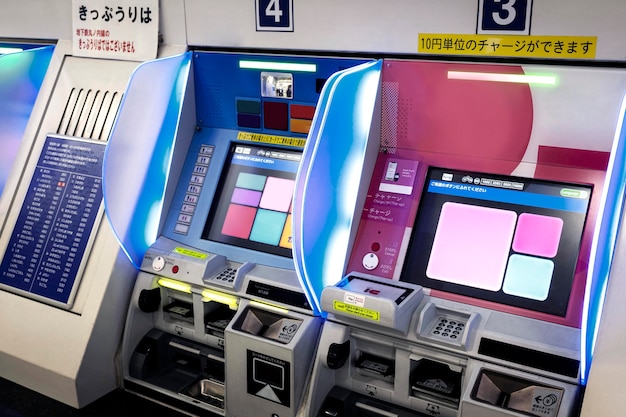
[561,188,588,198]
[448,71,557,86]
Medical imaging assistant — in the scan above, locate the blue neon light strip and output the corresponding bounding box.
[580,93,626,385]
[428,180,589,213]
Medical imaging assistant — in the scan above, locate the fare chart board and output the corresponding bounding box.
[0,135,104,308]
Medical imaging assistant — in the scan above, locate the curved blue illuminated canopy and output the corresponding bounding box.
[580,93,626,384]
[0,45,54,196]
[293,60,382,315]
[103,52,192,268]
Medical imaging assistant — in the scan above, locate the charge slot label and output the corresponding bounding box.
[333,301,380,321]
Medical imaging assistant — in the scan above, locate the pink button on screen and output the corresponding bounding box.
[512,213,563,258]
[259,177,295,212]
[222,204,256,239]
[426,202,517,291]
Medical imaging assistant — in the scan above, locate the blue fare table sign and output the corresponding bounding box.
[0,135,105,308]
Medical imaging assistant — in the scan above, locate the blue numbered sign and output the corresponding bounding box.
[478,0,532,35]
[256,0,293,32]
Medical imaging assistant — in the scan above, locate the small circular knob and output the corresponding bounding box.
[152,256,165,271]
[362,253,379,270]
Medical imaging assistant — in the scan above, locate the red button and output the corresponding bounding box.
[172,265,179,274]
[371,242,380,252]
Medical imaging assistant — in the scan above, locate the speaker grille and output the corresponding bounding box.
[57,88,123,141]
[381,81,399,153]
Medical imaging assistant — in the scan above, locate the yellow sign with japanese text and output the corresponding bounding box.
[237,131,306,148]
[333,301,380,322]
[174,247,207,259]
[418,34,597,59]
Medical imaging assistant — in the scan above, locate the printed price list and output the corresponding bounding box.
[0,136,105,306]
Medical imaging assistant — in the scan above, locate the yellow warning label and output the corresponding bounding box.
[333,301,380,322]
[174,247,207,259]
[237,131,306,148]
[418,34,597,59]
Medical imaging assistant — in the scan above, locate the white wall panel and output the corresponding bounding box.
[185,0,626,61]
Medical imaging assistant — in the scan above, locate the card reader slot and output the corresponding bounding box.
[204,301,236,339]
[356,353,395,378]
[410,358,462,406]
[164,299,194,324]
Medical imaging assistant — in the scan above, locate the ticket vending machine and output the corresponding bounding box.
[0,40,186,407]
[296,60,626,417]
[110,51,369,416]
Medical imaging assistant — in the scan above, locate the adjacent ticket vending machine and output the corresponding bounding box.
[0,45,53,209]
[111,51,368,416]
[297,60,626,417]
[0,40,186,407]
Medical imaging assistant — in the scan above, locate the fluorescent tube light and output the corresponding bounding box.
[448,70,557,85]
[239,60,316,72]
[157,277,192,293]
[0,47,24,54]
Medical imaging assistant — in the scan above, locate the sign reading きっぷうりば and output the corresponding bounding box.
[72,0,159,61]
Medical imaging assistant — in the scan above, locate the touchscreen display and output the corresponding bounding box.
[401,167,592,317]
[202,143,301,258]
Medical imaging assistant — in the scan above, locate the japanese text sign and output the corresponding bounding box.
[72,0,159,61]
[419,34,597,59]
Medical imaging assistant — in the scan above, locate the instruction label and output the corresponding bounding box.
[174,247,207,259]
[529,387,562,417]
[237,131,306,148]
[333,300,380,321]
[418,34,597,59]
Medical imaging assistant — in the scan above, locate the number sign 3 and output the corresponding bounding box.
[478,0,533,35]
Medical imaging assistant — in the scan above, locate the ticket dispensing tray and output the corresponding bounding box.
[122,236,322,416]
[128,329,226,410]
[310,288,581,417]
